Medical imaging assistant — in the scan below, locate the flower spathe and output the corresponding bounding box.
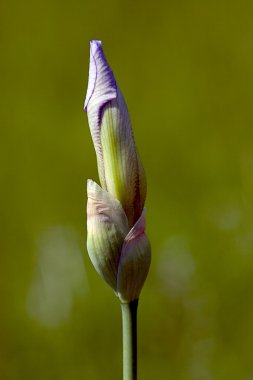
[117,209,151,303]
[85,40,150,302]
[87,179,128,291]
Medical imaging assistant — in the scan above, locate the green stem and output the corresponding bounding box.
[121,299,138,380]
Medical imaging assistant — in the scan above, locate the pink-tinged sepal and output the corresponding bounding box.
[87,179,129,291]
[117,210,151,303]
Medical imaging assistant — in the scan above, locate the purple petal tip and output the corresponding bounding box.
[84,41,101,111]
[84,39,117,112]
[90,39,102,50]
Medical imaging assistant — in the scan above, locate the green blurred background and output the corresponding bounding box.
[1,0,253,379]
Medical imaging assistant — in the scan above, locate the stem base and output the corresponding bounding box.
[121,299,138,380]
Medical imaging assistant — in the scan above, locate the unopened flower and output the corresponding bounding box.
[84,40,146,228]
[85,40,151,303]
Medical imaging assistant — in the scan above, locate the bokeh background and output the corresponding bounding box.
[1,0,253,379]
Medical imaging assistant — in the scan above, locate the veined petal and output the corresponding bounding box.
[84,41,146,226]
[84,40,117,188]
[87,179,129,290]
[117,210,151,303]
[100,89,146,227]
[84,40,116,111]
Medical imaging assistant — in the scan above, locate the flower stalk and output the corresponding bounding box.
[121,300,138,380]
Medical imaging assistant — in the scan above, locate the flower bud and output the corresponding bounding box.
[85,41,151,302]
[84,40,146,227]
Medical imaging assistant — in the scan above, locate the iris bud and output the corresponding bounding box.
[85,40,146,227]
[85,40,151,302]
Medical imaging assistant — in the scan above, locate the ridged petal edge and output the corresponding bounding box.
[87,179,129,290]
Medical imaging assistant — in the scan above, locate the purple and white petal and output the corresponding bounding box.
[85,40,147,227]
[84,41,117,188]
[84,40,116,112]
